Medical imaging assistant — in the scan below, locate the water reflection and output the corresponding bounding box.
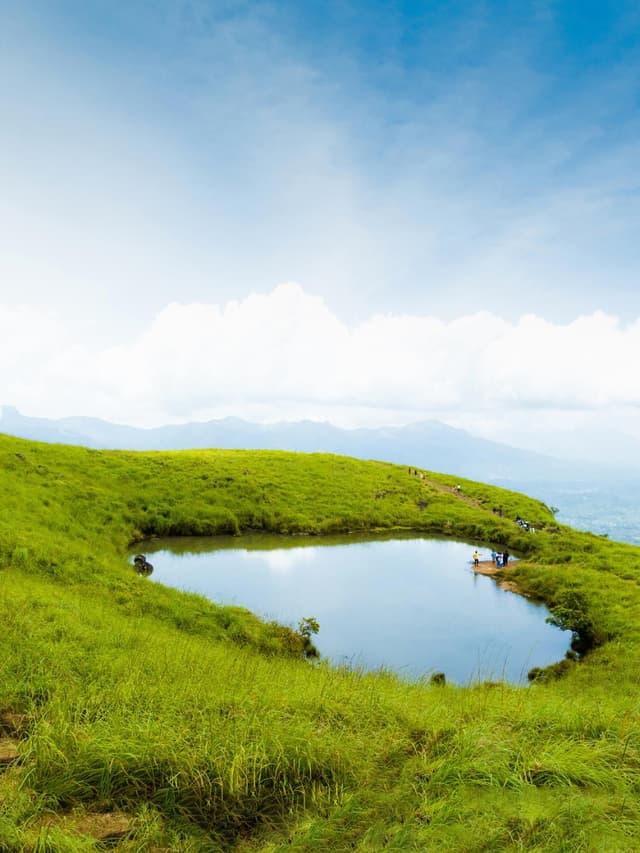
[135,535,571,685]
[241,547,319,574]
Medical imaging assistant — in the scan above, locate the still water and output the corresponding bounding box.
[137,534,571,685]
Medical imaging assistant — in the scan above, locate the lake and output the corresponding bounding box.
[136,534,571,685]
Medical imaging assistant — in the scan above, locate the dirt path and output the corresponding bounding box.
[420,476,485,511]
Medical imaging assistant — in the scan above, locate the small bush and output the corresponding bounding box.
[546,588,598,651]
[528,658,574,682]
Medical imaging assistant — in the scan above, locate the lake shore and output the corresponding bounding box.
[5,434,636,850]
[474,559,524,595]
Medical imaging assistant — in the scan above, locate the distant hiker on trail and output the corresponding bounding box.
[503,550,510,568]
[456,484,462,494]
[473,550,479,568]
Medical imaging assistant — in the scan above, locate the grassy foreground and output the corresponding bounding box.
[2,435,640,851]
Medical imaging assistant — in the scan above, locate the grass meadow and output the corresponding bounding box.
[2,434,640,850]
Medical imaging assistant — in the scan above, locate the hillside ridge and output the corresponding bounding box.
[2,434,640,850]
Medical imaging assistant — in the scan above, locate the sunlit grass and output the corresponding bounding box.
[3,434,640,848]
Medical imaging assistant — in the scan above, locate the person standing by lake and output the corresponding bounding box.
[473,550,480,568]
[503,550,510,568]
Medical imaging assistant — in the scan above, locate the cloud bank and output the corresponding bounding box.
[2,283,639,430]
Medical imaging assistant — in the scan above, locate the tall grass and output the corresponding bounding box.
[2,434,640,849]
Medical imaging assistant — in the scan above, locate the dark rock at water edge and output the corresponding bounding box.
[133,554,154,576]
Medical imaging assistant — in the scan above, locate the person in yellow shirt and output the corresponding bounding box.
[473,550,479,568]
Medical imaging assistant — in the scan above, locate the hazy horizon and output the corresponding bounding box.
[4,401,640,473]
[2,2,639,454]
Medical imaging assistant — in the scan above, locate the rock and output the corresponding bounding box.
[133,554,154,576]
[0,738,21,768]
[38,811,135,846]
[0,711,30,737]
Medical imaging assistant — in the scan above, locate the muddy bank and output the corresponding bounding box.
[474,560,525,595]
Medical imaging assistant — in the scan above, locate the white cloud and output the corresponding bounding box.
[2,284,640,431]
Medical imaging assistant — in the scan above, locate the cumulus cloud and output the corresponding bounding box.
[2,283,640,427]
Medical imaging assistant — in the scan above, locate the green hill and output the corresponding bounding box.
[2,434,640,851]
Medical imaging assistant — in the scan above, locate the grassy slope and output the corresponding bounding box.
[2,435,640,850]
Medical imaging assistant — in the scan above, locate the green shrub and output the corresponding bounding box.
[546,588,598,651]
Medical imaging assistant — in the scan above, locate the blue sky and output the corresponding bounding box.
[2,1,640,448]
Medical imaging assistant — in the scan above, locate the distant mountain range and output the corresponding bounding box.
[0,405,629,484]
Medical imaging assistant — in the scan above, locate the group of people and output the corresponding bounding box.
[516,516,535,533]
[491,549,510,568]
[472,549,510,569]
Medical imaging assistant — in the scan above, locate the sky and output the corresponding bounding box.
[2,0,640,458]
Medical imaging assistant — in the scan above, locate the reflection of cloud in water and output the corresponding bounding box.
[240,547,318,574]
